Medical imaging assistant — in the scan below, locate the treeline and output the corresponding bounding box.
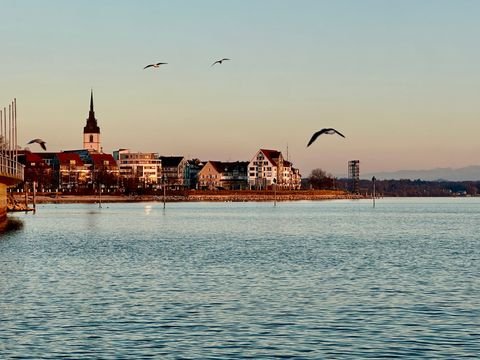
[305,168,480,196]
[337,178,479,197]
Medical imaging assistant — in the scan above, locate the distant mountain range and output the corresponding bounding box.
[362,165,480,181]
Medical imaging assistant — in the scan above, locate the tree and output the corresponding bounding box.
[308,168,335,189]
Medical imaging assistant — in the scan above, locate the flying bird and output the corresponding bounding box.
[27,138,47,151]
[211,58,230,67]
[307,128,345,147]
[143,62,168,69]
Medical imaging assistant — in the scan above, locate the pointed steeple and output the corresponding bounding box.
[90,89,94,114]
[84,90,100,134]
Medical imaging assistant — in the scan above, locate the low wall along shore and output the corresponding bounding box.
[10,190,363,207]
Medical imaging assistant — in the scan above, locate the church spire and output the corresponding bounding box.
[83,90,101,152]
[90,89,94,114]
[84,90,100,134]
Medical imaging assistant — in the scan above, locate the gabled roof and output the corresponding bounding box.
[90,153,117,167]
[160,156,184,167]
[56,152,85,166]
[207,161,249,174]
[206,161,223,174]
[259,149,282,166]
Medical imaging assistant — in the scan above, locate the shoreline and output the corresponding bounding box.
[9,190,363,209]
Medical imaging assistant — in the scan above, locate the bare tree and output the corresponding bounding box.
[308,168,335,189]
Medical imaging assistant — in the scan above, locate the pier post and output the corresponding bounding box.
[24,182,28,214]
[33,181,36,213]
[372,176,376,208]
[273,178,277,207]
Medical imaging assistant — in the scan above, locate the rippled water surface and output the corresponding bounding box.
[1,199,479,358]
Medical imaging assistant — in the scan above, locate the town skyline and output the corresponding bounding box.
[1,1,480,177]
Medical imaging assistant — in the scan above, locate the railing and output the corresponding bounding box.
[0,155,24,180]
[0,98,24,183]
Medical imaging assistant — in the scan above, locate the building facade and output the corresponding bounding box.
[56,152,90,192]
[248,149,301,190]
[198,161,248,190]
[159,156,188,189]
[113,149,162,188]
[248,149,283,189]
[90,153,120,190]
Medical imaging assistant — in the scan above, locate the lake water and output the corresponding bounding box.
[1,199,479,358]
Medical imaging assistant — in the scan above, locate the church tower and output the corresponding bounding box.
[83,90,101,152]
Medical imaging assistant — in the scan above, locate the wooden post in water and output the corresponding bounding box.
[98,183,102,209]
[33,181,36,213]
[372,176,376,208]
[24,182,28,214]
[273,178,277,207]
[162,174,167,210]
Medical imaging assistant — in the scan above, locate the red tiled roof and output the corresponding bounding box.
[90,153,117,167]
[25,152,45,164]
[260,149,281,166]
[56,152,84,166]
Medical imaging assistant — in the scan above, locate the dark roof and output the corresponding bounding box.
[17,151,48,166]
[160,156,184,167]
[56,152,84,166]
[90,153,117,167]
[208,161,249,174]
[25,152,46,164]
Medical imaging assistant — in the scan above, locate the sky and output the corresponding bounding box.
[1,0,479,177]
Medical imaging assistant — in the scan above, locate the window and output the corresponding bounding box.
[89,135,94,143]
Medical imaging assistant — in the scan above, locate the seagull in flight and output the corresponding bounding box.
[27,138,47,151]
[307,128,345,147]
[211,58,230,67]
[143,62,168,69]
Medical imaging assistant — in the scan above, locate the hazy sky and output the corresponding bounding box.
[1,0,479,176]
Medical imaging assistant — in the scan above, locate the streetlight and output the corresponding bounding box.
[372,176,376,208]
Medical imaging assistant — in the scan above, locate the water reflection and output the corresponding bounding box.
[1,200,479,358]
[0,217,24,234]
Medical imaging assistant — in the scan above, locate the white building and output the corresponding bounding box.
[248,149,301,190]
[113,149,162,186]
